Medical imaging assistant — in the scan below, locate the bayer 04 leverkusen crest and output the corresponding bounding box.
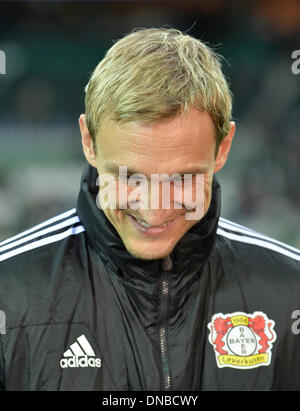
[207,311,277,369]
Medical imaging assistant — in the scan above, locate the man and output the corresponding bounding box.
[0,28,300,391]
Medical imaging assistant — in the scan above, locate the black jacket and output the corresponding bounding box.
[0,164,300,391]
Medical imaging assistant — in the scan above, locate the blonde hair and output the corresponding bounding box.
[85,28,232,153]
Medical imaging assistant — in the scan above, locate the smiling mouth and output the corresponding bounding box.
[131,216,172,228]
[127,214,176,234]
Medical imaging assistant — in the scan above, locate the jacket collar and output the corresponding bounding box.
[76,164,221,283]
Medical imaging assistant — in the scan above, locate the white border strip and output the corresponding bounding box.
[0,216,80,254]
[218,219,300,256]
[70,342,86,357]
[217,228,300,262]
[219,217,256,233]
[0,225,85,262]
[0,208,77,247]
[77,335,95,357]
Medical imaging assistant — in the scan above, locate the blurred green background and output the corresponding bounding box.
[0,0,299,247]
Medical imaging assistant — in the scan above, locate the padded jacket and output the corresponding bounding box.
[0,164,300,391]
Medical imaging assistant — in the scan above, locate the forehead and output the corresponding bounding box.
[96,107,216,173]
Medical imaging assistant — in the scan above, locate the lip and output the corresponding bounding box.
[127,214,177,235]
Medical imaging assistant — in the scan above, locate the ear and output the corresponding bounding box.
[214,121,236,174]
[79,114,97,168]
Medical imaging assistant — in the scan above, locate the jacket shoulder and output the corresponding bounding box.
[0,208,87,328]
[216,216,300,274]
[0,208,86,296]
[0,208,85,266]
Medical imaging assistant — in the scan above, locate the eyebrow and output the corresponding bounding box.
[104,162,209,177]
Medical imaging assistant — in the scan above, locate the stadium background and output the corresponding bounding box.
[0,0,299,248]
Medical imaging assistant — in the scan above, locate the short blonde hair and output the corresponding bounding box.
[85,28,232,153]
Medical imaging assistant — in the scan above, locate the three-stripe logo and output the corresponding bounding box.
[60,334,101,368]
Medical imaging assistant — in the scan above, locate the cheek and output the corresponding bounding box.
[183,174,212,205]
[203,175,214,210]
[115,182,143,210]
[189,174,213,217]
[115,181,128,209]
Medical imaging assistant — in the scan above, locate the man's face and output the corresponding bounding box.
[80,107,235,260]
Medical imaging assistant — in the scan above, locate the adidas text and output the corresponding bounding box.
[60,356,101,368]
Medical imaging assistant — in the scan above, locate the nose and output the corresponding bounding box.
[126,178,187,224]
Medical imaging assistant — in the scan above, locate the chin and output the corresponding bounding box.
[125,240,174,261]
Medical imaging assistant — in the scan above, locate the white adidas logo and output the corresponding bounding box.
[60,334,101,368]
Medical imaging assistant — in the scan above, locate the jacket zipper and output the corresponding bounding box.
[158,258,172,391]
